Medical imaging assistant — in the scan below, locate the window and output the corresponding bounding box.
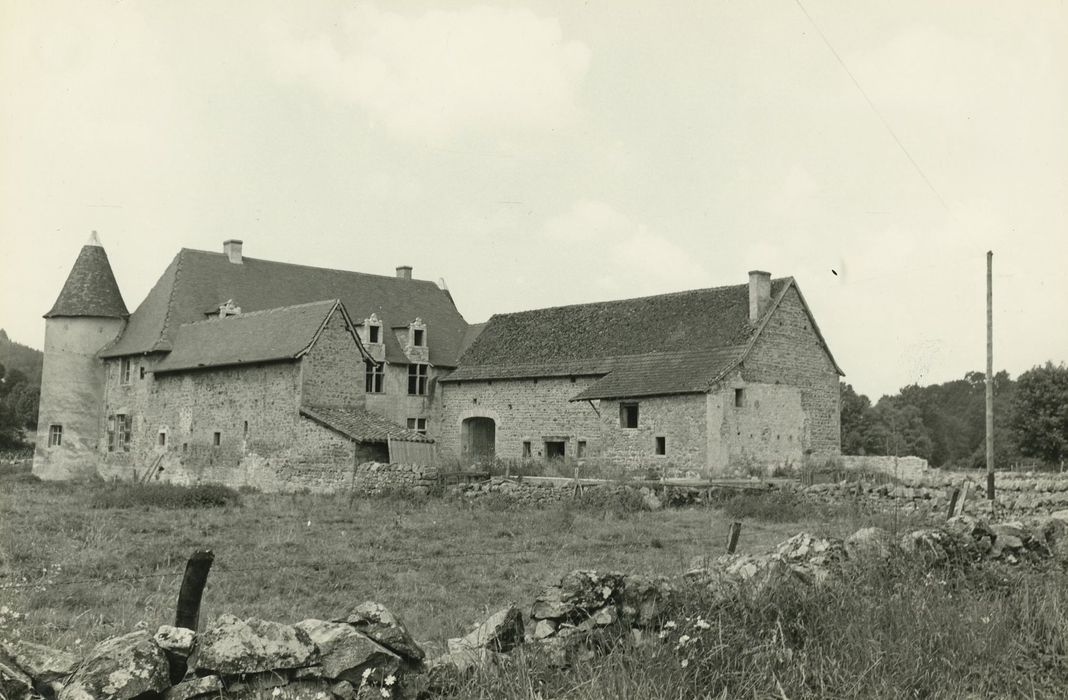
[408,363,428,395]
[368,325,381,343]
[243,421,249,438]
[120,358,132,385]
[139,366,146,380]
[406,417,427,434]
[734,388,744,408]
[577,440,587,458]
[620,403,639,429]
[158,431,167,447]
[107,414,131,452]
[545,441,566,461]
[655,436,666,456]
[48,424,62,447]
[213,431,221,447]
[365,360,384,393]
[412,328,425,346]
[522,441,532,459]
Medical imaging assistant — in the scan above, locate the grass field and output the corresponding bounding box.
[2,467,1067,698]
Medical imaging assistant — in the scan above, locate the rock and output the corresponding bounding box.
[776,533,845,566]
[428,647,498,676]
[588,605,617,627]
[330,680,356,699]
[59,630,170,700]
[621,574,672,628]
[1036,516,1068,563]
[844,527,894,560]
[531,571,624,621]
[335,602,425,662]
[0,638,78,687]
[155,625,196,656]
[899,529,969,563]
[458,605,524,653]
[0,648,33,700]
[229,678,335,699]
[162,674,224,700]
[189,614,316,675]
[293,619,401,684]
[532,620,557,640]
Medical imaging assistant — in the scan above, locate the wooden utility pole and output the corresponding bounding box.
[986,251,995,501]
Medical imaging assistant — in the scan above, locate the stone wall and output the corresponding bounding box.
[300,309,366,409]
[741,286,841,462]
[838,455,929,481]
[597,394,707,472]
[707,377,805,475]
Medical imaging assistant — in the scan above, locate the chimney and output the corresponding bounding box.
[748,270,771,323]
[224,239,243,264]
[396,265,412,280]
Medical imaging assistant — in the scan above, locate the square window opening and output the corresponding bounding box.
[545,441,566,461]
[655,436,666,456]
[368,325,381,343]
[413,328,425,346]
[620,403,639,429]
[406,418,428,435]
[213,431,221,447]
[522,441,532,459]
[734,388,744,408]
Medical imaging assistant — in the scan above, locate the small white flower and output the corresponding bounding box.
[680,658,689,668]
[272,688,282,697]
[695,618,710,630]
[384,674,396,687]
[658,630,669,640]
[380,689,391,698]
[664,621,677,629]
[362,667,373,679]
[679,634,691,645]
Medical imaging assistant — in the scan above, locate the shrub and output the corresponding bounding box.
[716,489,810,523]
[574,486,646,516]
[89,482,241,509]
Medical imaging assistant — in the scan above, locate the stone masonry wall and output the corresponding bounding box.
[597,394,707,473]
[300,309,366,409]
[707,378,805,475]
[741,286,841,462]
[838,455,930,481]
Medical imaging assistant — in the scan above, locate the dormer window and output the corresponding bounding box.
[365,313,382,344]
[409,318,427,347]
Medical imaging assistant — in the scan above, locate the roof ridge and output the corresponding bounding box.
[153,250,185,351]
[181,298,340,327]
[487,278,791,319]
[179,248,441,286]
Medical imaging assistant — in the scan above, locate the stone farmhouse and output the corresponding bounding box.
[33,236,842,487]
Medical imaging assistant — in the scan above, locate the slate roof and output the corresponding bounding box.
[444,278,842,399]
[153,300,358,374]
[45,243,128,319]
[300,405,435,444]
[101,249,469,365]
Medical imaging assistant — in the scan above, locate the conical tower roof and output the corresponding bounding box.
[44,232,129,319]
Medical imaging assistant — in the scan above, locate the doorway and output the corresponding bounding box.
[461,417,496,463]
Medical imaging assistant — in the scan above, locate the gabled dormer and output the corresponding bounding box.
[361,313,385,363]
[404,318,429,364]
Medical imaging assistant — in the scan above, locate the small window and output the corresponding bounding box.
[412,328,425,346]
[407,363,429,395]
[655,436,666,456]
[107,414,132,452]
[545,441,566,461]
[158,431,166,447]
[120,358,132,385]
[182,442,188,453]
[620,403,639,429]
[368,325,381,343]
[406,418,427,434]
[735,388,744,408]
[522,441,532,459]
[243,421,249,438]
[213,431,221,447]
[365,360,384,393]
[139,366,146,380]
[48,424,62,447]
[577,440,587,458]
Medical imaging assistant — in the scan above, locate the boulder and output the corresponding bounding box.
[335,602,425,662]
[293,619,401,684]
[1036,516,1068,563]
[457,605,524,653]
[189,614,316,675]
[621,574,672,628]
[161,674,223,700]
[0,638,78,688]
[776,533,845,566]
[0,648,33,700]
[844,527,894,560]
[59,630,170,700]
[154,625,196,656]
[532,620,557,640]
[531,571,624,621]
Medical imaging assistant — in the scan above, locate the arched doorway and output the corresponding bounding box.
[461,417,496,464]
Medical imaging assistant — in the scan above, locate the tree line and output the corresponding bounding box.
[841,362,1068,470]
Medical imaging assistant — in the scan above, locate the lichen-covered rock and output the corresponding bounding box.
[161,674,223,700]
[58,630,170,700]
[189,614,316,675]
[620,574,672,628]
[154,625,196,656]
[532,620,557,640]
[531,570,624,621]
[0,638,78,688]
[457,605,524,653]
[776,533,845,566]
[1036,516,1068,563]
[294,619,401,683]
[334,602,424,662]
[845,527,894,560]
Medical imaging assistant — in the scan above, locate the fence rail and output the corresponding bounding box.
[0,448,33,463]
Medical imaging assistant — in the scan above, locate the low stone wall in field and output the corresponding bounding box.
[350,461,441,496]
[838,455,929,481]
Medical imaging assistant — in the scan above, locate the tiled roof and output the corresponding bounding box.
[45,243,128,319]
[569,348,747,401]
[101,249,469,365]
[300,405,435,444]
[153,300,350,373]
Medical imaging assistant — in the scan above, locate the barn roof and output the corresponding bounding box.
[45,237,128,319]
[443,277,842,398]
[101,248,469,366]
[153,299,362,374]
[300,405,435,444]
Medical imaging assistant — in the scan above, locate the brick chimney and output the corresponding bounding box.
[224,240,243,264]
[748,270,771,323]
[396,265,412,280]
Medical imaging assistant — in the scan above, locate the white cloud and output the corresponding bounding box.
[266,4,591,143]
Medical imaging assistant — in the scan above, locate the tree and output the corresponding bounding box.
[839,383,873,454]
[1012,362,1068,465]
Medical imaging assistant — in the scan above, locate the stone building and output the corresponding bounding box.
[33,236,842,485]
[438,271,843,475]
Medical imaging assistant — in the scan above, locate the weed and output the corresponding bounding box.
[88,482,241,509]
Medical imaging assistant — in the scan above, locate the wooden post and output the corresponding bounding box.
[726,522,742,554]
[954,481,970,518]
[175,550,214,631]
[986,251,995,501]
[946,487,960,520]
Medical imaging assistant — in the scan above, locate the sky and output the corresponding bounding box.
[0,0,1064,399]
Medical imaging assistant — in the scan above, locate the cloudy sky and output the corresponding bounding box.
[1,0,1064,398]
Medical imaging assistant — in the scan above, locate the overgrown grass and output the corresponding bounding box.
[88,482,241,509]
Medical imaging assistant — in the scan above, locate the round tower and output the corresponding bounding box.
[32,232,128,480]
